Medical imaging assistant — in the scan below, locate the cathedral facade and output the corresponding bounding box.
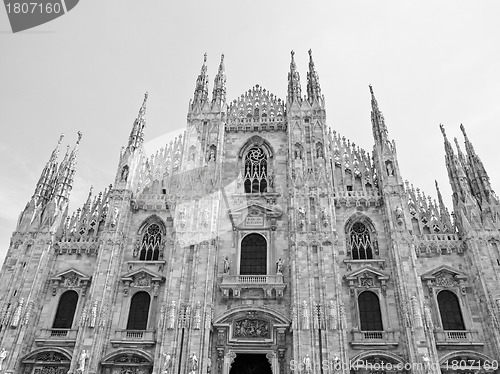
[0,51,499,374]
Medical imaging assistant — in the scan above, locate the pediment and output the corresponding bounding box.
[421,265,467,282]
[121,268,164,284]
[230,203,282,216]
[50,268,91,295]
[345,267,389,282]
[51,268,91,283]
[228,202,283,230]
[345,267,389,290]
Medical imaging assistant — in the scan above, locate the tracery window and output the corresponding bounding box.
[52,290,78,329]
[244,147,268,193]
[139,223,162,261]
[358,291,383,331]
[126,291,151,330]
[349,222,373,260]
[437,290,465,330]
[240,233,267,275]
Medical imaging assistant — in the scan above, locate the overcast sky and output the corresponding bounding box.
[1,1,499,264]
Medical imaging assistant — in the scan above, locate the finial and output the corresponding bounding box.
[76,131,82,144]
[291,50,295,58]
[460,123,466,135]
[308,49,312,57]
[58,133,64,145]
[369,84,374,95]
[221,53,224,62]
[203,53,207,63]
[439,123,447,138]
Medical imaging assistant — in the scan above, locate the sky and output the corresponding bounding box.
[0,1,499,264]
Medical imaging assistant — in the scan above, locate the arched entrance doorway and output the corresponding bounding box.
[100,350,153,374]
[21,349,72,374]
[229,353,272,374]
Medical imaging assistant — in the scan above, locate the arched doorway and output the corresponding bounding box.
[229,354,272,374]
[21,349,72,374]
[101,351,153,374]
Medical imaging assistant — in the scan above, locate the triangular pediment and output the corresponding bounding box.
[421,265,467,281]
[51,268,91,282]
[230,202,279,216]
[345,267,389,282]
[122,268,164,282]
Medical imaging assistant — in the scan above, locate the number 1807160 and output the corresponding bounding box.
[5,2,62,14]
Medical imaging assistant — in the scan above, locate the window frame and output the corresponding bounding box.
[126,291,152,331]
[237,232,269,276]
[52,290,79,329]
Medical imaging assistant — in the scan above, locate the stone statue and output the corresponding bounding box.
[276,258,284,274]
[121,166,129,181]
[386,161,394,176]
[161,353,171,374]
[78,350,88,373]
[0,348,7,371]
[223,256,230,274]
[208,148,216,161]
[190,353,198,372]
[303,354,312,373]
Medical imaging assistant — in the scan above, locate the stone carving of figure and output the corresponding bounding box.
[276,258,284,274]
[298,207,306,229]
[386,161,394,176]
[111,207,119,227]
[223,256,230,274]
[161,353,171,374]
[316,143,324,158]
[303,354,312,374]
[190,353,198,372]
[208,147,216,162]
[121,165,129,181]
[0,349,7,371]
[78,350,88,373]
[206,358,211,374]
[422,354,431,373]
[395,206,404,225]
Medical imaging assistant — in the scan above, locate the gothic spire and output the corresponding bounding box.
[192,53,209,108]
[53,131,82,204]
[460,123,495,204]
[212,54,226,109]
[440,124,471,204]
[306,49,321,104]
[287,50,302,104]
[128,92,148,151]
[435,180,453,231]
[369,85,391,151]
[33,133,64,204]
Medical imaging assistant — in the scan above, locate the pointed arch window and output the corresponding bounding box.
[139,223,162,261]
[349,222,373,260]
[240,233,267,275]
[358,291,383,331]
[244,147,268,193]
[127,291,151,330]
[437,290,465,330]
[52,290,78,329]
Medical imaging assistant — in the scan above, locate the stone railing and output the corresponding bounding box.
[35,328,78,346]
[434,330,483,347]
[333,190,382,207]
[350,330,399,348]
[110,330,156,347]
[220,274,286,299]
